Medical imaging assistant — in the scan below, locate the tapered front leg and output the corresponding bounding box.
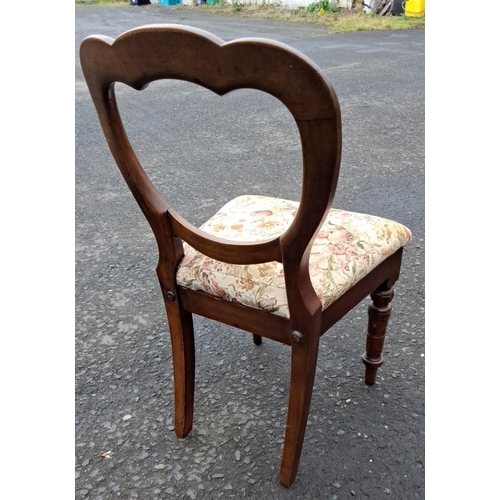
[252,334,262,345]
[163,289,195,438]
[279,330,320,487]
[362,284,394,385]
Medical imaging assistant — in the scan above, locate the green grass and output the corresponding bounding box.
[77,0,128,5]
[200,4,425,33]
[76,1,425,33]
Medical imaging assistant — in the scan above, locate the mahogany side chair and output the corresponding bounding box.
[80,25,412,487]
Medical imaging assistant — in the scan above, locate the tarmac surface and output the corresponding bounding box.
[75,5,424,499]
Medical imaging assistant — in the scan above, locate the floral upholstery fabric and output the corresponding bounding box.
[176,195,412,319]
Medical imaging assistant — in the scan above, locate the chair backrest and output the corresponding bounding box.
[80,24,342,315]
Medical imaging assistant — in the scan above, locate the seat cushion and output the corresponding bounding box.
[176,195,412,319]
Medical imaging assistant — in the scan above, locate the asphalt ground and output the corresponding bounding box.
[75,5,424,499]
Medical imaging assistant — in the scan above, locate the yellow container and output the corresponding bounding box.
[404,0,425,17]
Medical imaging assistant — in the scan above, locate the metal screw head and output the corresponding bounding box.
[291,330,303,344]
[166,291,175,301]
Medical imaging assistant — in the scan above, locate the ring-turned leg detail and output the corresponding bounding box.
[362,285,394,385]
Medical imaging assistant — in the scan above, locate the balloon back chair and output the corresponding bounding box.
[80,25,412,487]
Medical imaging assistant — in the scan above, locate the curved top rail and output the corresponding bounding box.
[80,24,342,268]
[81,24,338,120]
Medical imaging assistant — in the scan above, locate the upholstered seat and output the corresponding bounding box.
[177,195,412,319]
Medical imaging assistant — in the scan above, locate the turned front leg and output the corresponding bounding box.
[362,285,394,385]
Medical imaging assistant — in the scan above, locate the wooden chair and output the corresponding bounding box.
[80,25,412,487]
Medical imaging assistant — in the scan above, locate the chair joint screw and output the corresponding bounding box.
[166,291,176,301]
[291,330,303,344]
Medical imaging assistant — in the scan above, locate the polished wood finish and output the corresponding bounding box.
[362,284,394,385]
[80,25,406,487]
[320,249,402,332]
[178,287,291,345]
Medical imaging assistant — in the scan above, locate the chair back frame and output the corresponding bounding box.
[80,24,342,325]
